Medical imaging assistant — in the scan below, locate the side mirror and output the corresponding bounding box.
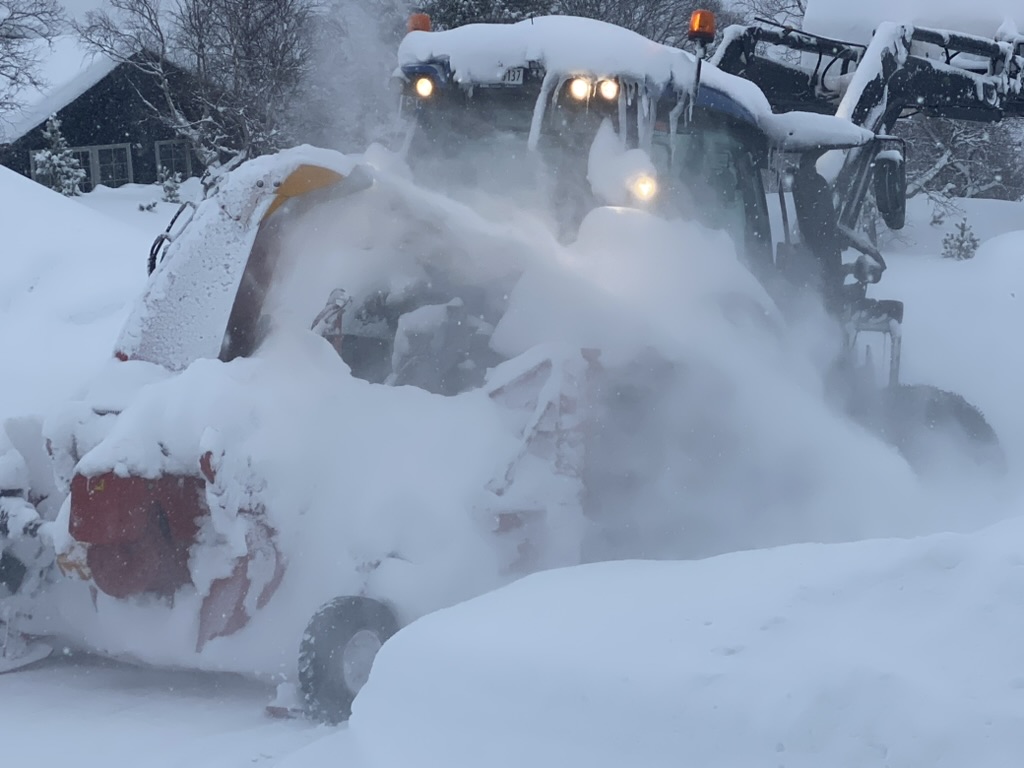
[873,149,906,230]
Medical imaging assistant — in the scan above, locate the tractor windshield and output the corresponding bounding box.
[650,119,772,273]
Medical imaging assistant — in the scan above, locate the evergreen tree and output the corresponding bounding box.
[942,220,980,261]
[159,166,183,203]
[32,116,86,197]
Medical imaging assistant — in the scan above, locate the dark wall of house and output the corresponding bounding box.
[0,62,198,185]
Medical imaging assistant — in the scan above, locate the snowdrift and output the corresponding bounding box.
[0,166,148,421]
[887,197,1024,258]
[883,228,1024,464]
[804,0,1024,42]
[346,517,1024,768]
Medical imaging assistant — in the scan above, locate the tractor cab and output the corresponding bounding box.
[395,11,878,285]
[646,85,775,280]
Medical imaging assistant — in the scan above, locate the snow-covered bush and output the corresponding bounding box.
[32,116,86,197]
[159,166,182,203]
[942,219,980,260]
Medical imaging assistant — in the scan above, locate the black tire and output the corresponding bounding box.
[852,383,1005,477]
[298,595,399,724]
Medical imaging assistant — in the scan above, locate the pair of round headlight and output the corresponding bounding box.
[568,77,619,102]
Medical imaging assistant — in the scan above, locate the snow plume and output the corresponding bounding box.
[300,0,410,153]
[256,158,1016,575]
[5,144,1020,679]
[493,208,903,558]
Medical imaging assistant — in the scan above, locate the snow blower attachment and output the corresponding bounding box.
[65,157,365,651]
[0,438,54,672]
[0,138,602,699]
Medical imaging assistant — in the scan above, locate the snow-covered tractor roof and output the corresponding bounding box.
[397,15,874,153]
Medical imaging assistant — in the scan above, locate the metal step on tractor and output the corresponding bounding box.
[0,9,1018,721]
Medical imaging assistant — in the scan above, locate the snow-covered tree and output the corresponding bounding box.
[899,115,1024,203]
[0,0,65,113]
[158,166,182,203]
[557,0,741,46]
[75,0,319,173]
[292,0,410,152]
[731,0,805,26]
[421,0,741,47]
[32,115,86,196]
[942,219,980,261]
[422,0,554,29]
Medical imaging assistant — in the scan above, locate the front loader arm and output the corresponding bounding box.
[713,20,1024,247]
[714,20,1024,130]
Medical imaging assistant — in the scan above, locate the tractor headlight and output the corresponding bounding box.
[414,76,435,98]
[598,79,619,101]
[568,77,591,101]
[629,173,658,202]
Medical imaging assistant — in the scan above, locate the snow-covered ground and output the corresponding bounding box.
[3,654,330,766]
[347,518,1024,768]
[0,169,202,422]
[2,156,1024,767]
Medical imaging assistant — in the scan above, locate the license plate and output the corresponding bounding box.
[502,67,524,85]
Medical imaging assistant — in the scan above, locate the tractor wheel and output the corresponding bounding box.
[298,595,398,724]
[854,384,1005,478]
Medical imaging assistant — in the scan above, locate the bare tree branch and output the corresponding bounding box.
[898,114,1024,202]
[0,0,65,114]
[730,0,805,26]
[74,0,320,170]
[557,0,742,46]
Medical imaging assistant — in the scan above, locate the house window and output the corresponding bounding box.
[30,143,133,192]
[95,145,132,188]
[71,149,93,192]
[29,147,93,192]
[155,139,193,179]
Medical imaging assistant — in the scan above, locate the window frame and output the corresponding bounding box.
[90,142,134,188]
[30,142,134,191]
[154,138,193,180]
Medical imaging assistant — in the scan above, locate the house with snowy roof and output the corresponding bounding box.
[0,36,200,191]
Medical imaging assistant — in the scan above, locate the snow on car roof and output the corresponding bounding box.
[804,0,1024,44]
[0,35,119,144]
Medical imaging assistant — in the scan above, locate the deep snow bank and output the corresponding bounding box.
[0,167,148,420]
[346,517,1024,768]
[885,197,1024,258]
